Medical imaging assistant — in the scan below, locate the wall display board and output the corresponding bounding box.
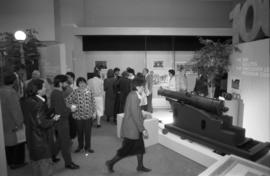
[228,39,269,142]
[228,0,269,142]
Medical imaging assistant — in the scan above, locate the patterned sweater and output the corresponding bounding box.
[66,87,96,120]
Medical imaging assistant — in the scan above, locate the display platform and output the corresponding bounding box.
[199,155,270,176]
[117,109,270,173]
[158,127,222,167]
[153,104,225,167]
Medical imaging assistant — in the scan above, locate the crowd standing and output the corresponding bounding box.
[1,63,191,175]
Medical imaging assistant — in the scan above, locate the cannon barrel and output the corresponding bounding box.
[158,89,227,115]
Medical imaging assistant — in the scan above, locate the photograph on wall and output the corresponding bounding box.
[175,61,194,75]
[232,79,240,89]
[150,58,172,85]
[94,60,107,79]
[95,61,107,69]
[150,59,171,86]
[152,70,168,86]
[153,60,164,68]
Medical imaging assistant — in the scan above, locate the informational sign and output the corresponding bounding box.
[228,38,270,142]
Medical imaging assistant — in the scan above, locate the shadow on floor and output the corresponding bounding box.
[8,117,206,176]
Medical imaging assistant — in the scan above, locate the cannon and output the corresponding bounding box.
[158,89,270,161]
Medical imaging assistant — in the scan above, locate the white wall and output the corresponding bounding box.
[0,0,55,41]
[84,0,233,27]
[39,44,67,79]
[56,0,85,26]
[228,39,270,142]
[55,0,233,75]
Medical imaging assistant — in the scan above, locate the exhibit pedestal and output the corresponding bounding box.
[117,113,159,147]
[158,130,222,167]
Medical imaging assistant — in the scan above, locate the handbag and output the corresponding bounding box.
[16,124,26,144]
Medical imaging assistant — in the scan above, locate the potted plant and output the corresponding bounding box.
[0,29,44,84]
[190,37,233,98]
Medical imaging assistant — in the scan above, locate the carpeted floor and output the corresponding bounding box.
[8,117,206,176]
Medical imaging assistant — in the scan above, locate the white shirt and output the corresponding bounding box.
[128,74,135,80]
[176,71,187,91]
[87,77,104,97]
[136,90,147,106]
[70,83,78,90]
[168,76,176,91]
[36,94,45,102]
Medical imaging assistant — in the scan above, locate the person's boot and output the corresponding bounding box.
[105,155,122,173]
[136,154,151,172]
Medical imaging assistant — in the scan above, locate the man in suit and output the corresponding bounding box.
[143,68,153,113]
[113,67,121,123]
[50,74,79,170]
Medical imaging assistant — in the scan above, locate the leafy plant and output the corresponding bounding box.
[190,37,232,80]
[189,37,233,97]
[0,29,45,81]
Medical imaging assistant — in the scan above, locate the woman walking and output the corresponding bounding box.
[105,77,151,173]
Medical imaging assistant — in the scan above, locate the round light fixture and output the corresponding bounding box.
[14,30,27,41]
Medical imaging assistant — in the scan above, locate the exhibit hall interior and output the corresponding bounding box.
[0,0,269,175]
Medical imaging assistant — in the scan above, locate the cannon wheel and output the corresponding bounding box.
[162,128,168,135]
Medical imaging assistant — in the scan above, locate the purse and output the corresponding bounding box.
[16,125,26,144]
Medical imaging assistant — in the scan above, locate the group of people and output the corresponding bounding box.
[1,61,218,176]
[0,67,83,176]
[103,67,154,124]
[0,64,155,175]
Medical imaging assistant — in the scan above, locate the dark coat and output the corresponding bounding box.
[21,96,55,161]
[104,77,116,117]
[0,86,24,146]
[50,89,70,122]
[194,76,208,96]
[118,77,131,113]
[121,91,145,140]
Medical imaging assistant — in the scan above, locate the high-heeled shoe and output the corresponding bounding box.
[137,166,151,172]
[65,162,80,169]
